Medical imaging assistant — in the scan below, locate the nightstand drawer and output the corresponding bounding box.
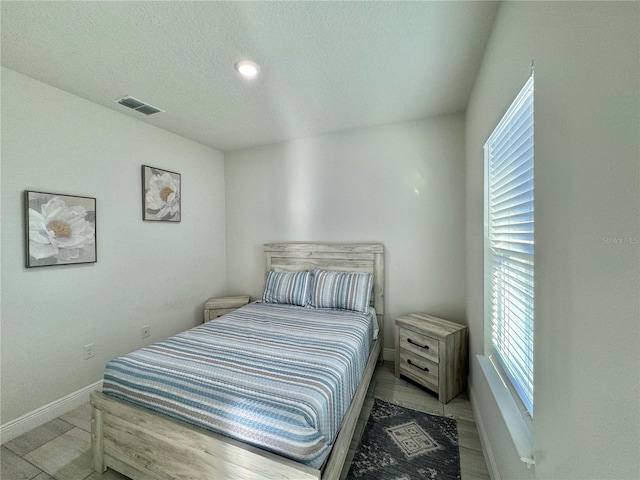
[206,307,238,321]
[204,295,250,323]
[399,328,439,363]
[399,349,439,390]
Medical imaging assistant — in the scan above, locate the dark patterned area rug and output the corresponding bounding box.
[346,398,460,480]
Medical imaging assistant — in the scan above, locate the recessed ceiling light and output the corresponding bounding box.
[235,60,260,78]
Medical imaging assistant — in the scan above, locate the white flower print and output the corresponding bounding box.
[28,197,95,262]
[145,171,180,219]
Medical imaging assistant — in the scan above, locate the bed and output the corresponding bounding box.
[90,242,385,480]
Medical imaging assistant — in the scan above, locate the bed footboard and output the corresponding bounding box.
[90,390,321,480]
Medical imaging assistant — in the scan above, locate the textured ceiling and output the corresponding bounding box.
[1,1,499,152]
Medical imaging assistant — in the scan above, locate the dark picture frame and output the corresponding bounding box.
[142,165,181,222]
[24,190,97,268]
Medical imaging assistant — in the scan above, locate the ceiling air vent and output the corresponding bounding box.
[114,96,164,116]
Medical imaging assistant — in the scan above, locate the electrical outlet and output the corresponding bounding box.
[83,343,95,359]
[140,325,150,339]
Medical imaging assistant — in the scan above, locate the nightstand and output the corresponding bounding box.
[395,312,468,403]
[203,295,250,323]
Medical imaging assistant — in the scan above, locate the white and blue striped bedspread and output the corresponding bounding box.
[102,302,375,468]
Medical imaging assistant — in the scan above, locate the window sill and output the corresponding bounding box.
[477,354,535,465]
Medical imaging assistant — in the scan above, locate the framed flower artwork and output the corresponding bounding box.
[142,165,181,222]
[24,191,97,268]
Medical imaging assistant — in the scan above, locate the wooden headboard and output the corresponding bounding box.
[264,243,385,333]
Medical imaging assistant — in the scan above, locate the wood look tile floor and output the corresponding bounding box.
[1,362,490,480]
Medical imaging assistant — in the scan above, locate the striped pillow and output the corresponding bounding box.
[310,269,373,313]
[262,270,312,307]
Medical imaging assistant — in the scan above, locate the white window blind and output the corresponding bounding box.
[484,75,534,416]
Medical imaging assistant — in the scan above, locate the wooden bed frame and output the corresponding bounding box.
[91,242,385,480]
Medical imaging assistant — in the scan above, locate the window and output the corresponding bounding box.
[484,75,534,416]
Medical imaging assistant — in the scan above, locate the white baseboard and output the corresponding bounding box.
[1,380,102,444]
[469,384,501,480]
[383,347,395,362]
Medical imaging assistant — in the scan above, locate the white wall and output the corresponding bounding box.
[225,114,467,354]
[465,2,639,479]
[0,68,227,424]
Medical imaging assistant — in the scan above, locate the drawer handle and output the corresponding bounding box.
[407,359,429,372]
[408,338,430,350]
